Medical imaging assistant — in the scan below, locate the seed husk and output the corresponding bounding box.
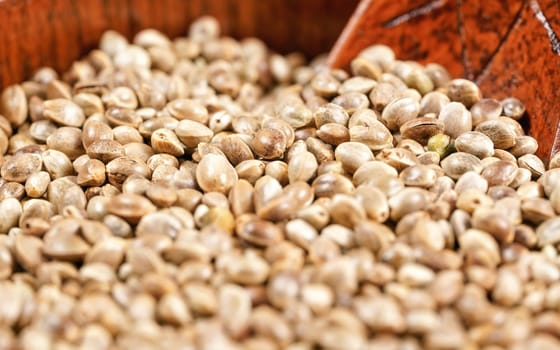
[43,98,86,127]
[441,152,483,180]
[1,85,28,127]
[454,131,494,159]
[381,97,420,131]
[196,153,238,193]
[446,78,481,108]
[1,153,43,183]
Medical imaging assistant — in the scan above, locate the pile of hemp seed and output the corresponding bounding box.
[0,16,560,350]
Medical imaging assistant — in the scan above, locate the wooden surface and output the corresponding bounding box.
[0,0,357,88]
[329,0,560,161]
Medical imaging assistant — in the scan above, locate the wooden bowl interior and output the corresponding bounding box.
[0,0,358,88]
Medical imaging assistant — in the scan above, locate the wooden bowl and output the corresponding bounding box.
[1,0,558,160]
[0,0,357,87]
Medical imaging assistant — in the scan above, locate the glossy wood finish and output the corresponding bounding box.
[329,0,560,161]
[0,0,357,88]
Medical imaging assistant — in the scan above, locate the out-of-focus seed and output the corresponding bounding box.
[43,98,85,127]
[446,78,481,107]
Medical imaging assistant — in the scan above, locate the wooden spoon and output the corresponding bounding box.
[328,0,560,162]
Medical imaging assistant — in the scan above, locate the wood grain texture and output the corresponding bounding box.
[328,0,560,161]
[0,0,358,88]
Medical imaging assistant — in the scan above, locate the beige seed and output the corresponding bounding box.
[518,154,545,178]
[252,128,287,160]
[549,152,560,169]
[183,282,218,316]
[502,97,526,120]
[0,85,27,127]
[472,208,514,243]
[228,179,254,216]
[0,198,22,234]
[235,214,284,247]
[220,134,254,166]
[0,182,24,201]
[196,153,237,193]
[353,295,405,333]
[398,263,435,287]
[14,234,45,273]
[288,151,317,183]
[265,160,289,185]
[381,97,420,131]
[82,120,114,149]
[123,142,154,163]
[335,141,374,174]
[399,164,437,188]
[151,128,185,156]
[454,171,488,194]
[76,159,106,187]
[509,135,538,157]
[388,188,430,221]
[470,98,502,126]
[156,293,191,326]
[316,123,350,145]
[166,99,209,124]
[440,152,482,180]
[43,98,85,127]
[492,268,523,307]
[354,185,389,223]
[313,172,355,198]
[86,139,124,163]
[106,193,157,224]
[459,229,501,267]
[174,119,213,149]
[42,149,74,179]
[113,125,143,145]
[446,78,481,107]
[1,153,42,183]
[311,72,341,98]
[219,284,252,339]
[329,194,366,228]
[106,157,151,187]
[296,203,330,230]
[224,251,270,284]
[73,92,104,116]
[400,117,444,145]
[46,126,85,160]
[42,228,90,262]
[536,217,560,247]
[103,86,138,109]
[455,131,494,159]
[104,106,143,128]
[438,101,472,139]
[350,121,393,151]
[475,119,517,149]
[276,97,313,128]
